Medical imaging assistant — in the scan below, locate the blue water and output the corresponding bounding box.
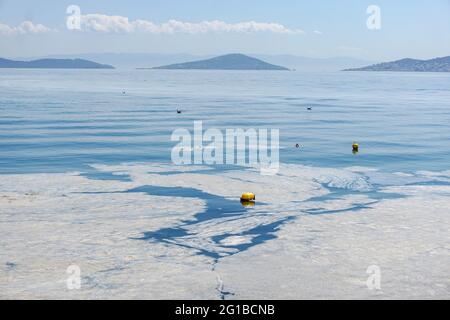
[1,69,450,174]
[1,69,450,263]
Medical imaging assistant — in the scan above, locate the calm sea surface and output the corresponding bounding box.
[1,69,450,174]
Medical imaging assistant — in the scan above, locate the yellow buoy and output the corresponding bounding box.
[240,192,255,202]
[352,142,359,153]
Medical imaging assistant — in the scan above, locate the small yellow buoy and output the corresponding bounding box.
[352,142,359,153]
[240,192,255,202]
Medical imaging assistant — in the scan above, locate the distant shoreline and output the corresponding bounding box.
[136,68,294,71]
[0,58,115,69]
[343,56,450,72]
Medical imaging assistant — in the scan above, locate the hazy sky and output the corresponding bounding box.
[1,0,449,60]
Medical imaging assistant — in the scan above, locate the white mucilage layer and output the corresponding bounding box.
[0,163,449,299]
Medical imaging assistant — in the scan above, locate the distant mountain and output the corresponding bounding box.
[344,56,450,72]
[254,55,376,72]
[152,54,289,70]
[17,53,375,71]
[27,53,202,70]
[0,58,114,69]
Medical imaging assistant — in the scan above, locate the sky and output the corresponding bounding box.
[0,0,449,60]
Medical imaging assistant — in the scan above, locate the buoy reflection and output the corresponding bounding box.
[240,200,255,207]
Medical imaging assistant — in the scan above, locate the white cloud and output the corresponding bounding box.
[0,21,52,36]
[79,14,304,34]
[0,15,305,37]
[313,30,323,35]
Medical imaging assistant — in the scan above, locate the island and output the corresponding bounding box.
[0,58,115,69]
[151,53,289,70]
[343,56,450,72]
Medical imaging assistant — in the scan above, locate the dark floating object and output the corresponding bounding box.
[295,143,300,148]
[122,91,126,94]
[352,142,359,153]
[307,106,312,110]
[177,109,182,114]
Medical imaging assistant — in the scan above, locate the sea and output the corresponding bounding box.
[1,69,450,174]
[1,69,449,299]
